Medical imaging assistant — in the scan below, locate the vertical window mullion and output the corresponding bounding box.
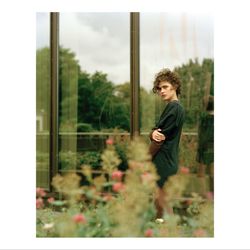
[130,12,140,139]
[49,12,59,191]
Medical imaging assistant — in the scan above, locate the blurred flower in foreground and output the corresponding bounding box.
[144,228,154,237]
[111,170,123,181]
[43,223,54,230]
[179,166,190,174]
[72,214,87,224]
[112,182,125,192]
[106,138,114,145]
[36,198,44,209]
[36,187,46,197]
[47,197,55,204]
[193,228,207,237]
[155,218,164,224]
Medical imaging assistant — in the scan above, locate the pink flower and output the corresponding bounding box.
[36,187,46,197]
[179,166,190,174]
[47,197,55,204]
[193,228,207,237]
[111,170,123,181]
[112,182,125,192]
[106,138,114,145]
[145,228,154,237]
[36,198,44,209]
[72,214,87,224]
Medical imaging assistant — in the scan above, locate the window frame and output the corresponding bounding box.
[48,12,140,191]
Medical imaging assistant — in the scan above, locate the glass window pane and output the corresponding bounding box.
[59,13,130,172]
[140,13,214,189]
[140,13,214,133]
[36,13,50,189]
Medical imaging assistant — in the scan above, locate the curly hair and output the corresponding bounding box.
[152,68,181,96]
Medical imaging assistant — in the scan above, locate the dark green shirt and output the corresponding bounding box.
[152,100,185,187]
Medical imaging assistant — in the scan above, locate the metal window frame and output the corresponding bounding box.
[130,12,140,139]
[47,12,140,189]
[49,12,59,191]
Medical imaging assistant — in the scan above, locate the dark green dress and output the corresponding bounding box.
[152,100,185,188]
[196,112,214,165]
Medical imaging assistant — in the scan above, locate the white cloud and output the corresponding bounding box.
[59,13,130,84]
[140,13,213,89]
[37,12,213,90]
[36,13,50,48]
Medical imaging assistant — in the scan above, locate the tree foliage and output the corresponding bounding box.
[37,47,214,132]
[174,58,214,130]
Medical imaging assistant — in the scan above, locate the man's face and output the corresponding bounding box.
[156,81,177,102]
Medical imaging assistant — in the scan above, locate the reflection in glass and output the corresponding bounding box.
[36,13,50,188]
[59,13,130,172]
[140,13,214,133]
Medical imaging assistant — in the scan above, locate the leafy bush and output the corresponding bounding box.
[59,151,77,170]
[79,151,102,170]
[77,123,94,132]
[37,137,214,237]
[179,133,198,172]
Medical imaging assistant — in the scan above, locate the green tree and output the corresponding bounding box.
[36,47,50,131]
[37,46,213,133]
[77,72,130,131]
[140,87,155,133]
[59,47,80,132]
[112,83,131,131]
[174,58,214,130]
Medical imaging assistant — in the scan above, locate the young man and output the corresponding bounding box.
[149,68,185,220]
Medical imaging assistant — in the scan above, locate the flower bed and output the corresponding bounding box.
[36,137,213,237]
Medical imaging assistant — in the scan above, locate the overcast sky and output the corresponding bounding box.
[37,12,213,90]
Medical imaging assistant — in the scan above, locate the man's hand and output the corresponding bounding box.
[152,129,166,142]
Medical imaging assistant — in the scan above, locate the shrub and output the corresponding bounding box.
[37,137,214,237]
[79,151,102,170]
[77,123,94,132]
[59,151,77,170]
